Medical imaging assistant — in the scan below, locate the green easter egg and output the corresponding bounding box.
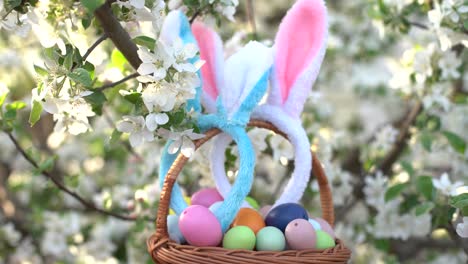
[315,230,336,249]
[245,196,259,209]
[223,226,256,250]
[256,226,286,251]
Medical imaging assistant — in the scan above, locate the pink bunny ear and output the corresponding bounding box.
[192,22,225,113]
[268,0,328,117]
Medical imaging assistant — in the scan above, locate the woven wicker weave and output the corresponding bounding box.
[147,119,351,263]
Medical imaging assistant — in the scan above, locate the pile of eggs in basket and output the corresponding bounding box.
[167,188,336,251]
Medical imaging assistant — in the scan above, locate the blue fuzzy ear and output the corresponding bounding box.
[158,11,202,214]
[160,10,202,113]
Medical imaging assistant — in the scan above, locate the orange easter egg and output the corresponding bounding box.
[231,208,265,234]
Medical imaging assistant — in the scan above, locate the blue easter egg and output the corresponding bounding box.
[264,203,309,232]
[308,218,321,230]
[167,215,186,244]
[209,201,223,213]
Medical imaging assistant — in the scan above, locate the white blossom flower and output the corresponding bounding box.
[116,115,155,148]
[438,50,462,80]
[423,82,452,111]
[0,82,8,97]
[158,128,205,157]
[432,172,465,196]
[269,134,294,161]
[167,38,199,72]
[364,171,388,208]
[413,45,435,83]
[53,96,96,135]
[1,223,21,246]
[139,79,177,112]
[145,112,169,131]
[372,125,398,152]
[116,0,145,9]
[137,44,173,80]
[456,217,468,238]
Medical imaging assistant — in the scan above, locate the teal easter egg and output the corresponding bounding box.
[315,230,336,249]
[256,226,286,251]
[167,215,185,244]
[222,226,256,250]
[308,218,321,230]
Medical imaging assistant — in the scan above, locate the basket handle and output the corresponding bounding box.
[155,119,334,239]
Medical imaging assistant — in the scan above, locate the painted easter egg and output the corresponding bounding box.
[208,201,223,213]
[313,217,335,238]
[259,205,272,219]
[308,218,321,230]
[191,188,224,208]
[265,203,309,232]
[256,226,286,251]
[231,208,265,234]
[178,205,222,246]
[222,226,256,250]
[285,219,317,250]
[315,230,335,249]
[245,196,260,209]
[167,215,185,244]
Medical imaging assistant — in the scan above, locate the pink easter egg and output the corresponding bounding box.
[313,217,335,238]
[259,205,272,219]
[191,188,224,207]
[179,205,222,246]
[285,219,317,250]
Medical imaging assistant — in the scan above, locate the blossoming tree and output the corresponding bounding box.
[0,0,467,263]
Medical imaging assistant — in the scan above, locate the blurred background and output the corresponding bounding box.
[0,0,467,263]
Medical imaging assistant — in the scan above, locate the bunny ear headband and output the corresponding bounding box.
[158,11,273,231]
[208,0,328,209]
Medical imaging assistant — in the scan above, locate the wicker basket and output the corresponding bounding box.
[147,119,351,263]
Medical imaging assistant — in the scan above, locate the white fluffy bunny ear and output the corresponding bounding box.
[268,0,328,118]
[192,22,225,113]
[223,41,272,116]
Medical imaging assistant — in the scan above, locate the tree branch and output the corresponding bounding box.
[5,131,136,221]
[245,0,258,39]
[94,2,142,70]
[377,100,423,175]
[82,34,108,62]
[96,72,139,91]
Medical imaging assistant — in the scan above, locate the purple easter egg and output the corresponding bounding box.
[191,188,224,208]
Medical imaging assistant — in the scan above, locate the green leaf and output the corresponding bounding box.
[4,109,16,120]
[82,62,95,79]
[5,0,22,10]
[110,129,122,145]
[0,91,9,107]
[6,101,26,110]
[400,161,414,176]
[84,91,106,115]
[414,202,434,216]
[420,132,432,151]
[38,155,57,172]
[63,52,74,70]
[68,68,93,87]
[170,109,185,125]
[450,193,468,209]
[34,65,48,76]
[442,131,466,154]
[111,49,127,72]
[29,101,43,126]
[80,0,105,13]
[123,92,142,104]
[416,176,435,200]
[385,183,407,202]
[133,36,156,51]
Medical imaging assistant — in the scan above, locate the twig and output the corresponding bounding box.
[189,9,202,24]
[5,131,136,221]
[376,101,423,175]
[95,3,142,69]
[96,72,139,91]
[408,21,429,30]
[82,34,108,62]
[245,0,258,39]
